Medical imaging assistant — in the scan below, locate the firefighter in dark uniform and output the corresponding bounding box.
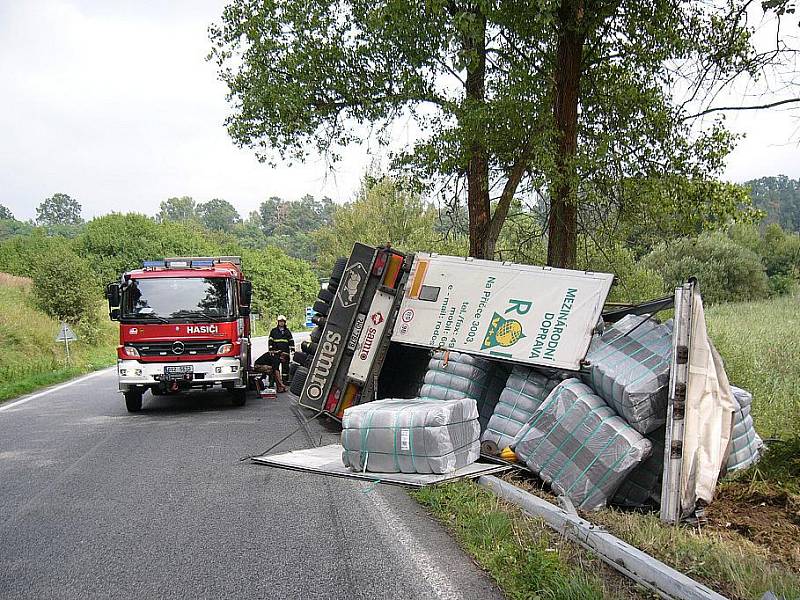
[268,315,294,390]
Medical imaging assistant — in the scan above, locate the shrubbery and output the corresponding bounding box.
[643,232,770,304]
[30,246,99,329]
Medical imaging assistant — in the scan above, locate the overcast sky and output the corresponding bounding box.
[1,0,798,223]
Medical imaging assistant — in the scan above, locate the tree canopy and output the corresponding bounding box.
[0,205,13,220]
[210,0,771,267]
[36,193,83,226]
[196,198,241,232]
[157,196,197,223]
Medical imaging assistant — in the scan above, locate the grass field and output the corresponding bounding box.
[0,278,117,402]
[416,293,800,600]
[705,293,800,438]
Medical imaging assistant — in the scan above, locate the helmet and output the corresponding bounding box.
[277,315,287,322]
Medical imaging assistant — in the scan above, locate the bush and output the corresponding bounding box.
[578,240,665,303]
[31,246,99,327]
[643,232,770,304]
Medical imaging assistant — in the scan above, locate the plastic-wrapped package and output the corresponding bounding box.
[481,366,561,450]
[583,315,673,434]
[418,351,509,431]
[514,378,652,510]
[726,386,764,473]
[341,397,480,474]
[612,427,666,508]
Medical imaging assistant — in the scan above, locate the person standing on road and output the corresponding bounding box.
[268,315,294,389]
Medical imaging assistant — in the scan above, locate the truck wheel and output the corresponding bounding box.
[317,288,334,304]
[289,362,298,379]
[301,340,318,355]
[311,314,326,327]
[331,257,348,280]
[231,388,247,407]
[124,390,143,413]
[326,281,338,293]
[312,299,330,316]
[289,366,308,396]
[310,327,322,343]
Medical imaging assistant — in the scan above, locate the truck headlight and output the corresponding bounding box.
[122,346,140,358]
[217,343,233,355]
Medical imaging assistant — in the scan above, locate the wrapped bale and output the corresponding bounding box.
[514,378,652,511]
[482,366,561,450]
[418,351,509,431]
[341,397,480,474]
[583,315,673,434]
[612,427,666,508]
[726,386,764,473]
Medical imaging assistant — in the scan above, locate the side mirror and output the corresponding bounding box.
[240,280,253,306]
[110,308,121,321]
[106,283,121,306]
[240,306,251,317]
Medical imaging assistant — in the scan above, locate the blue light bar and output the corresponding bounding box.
[142,260,166,268]
[191,260,214,267]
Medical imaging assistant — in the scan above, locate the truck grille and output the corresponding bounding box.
[129,340,230,357]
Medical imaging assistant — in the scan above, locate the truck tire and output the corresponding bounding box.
[293,351,311,367]
[124,390,143,412]
[331,257,348,280]
[312,299,330,316]
[310,326,322,343]
[290,366,308,396]
[300,339,313,353]
[311,314,326,327]
[317,288,334,304]
[303,341,318,356]
[231,387,247,407]
[326,281,338,293]
[289,362,298,379]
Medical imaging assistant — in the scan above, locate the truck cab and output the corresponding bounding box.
[105,256,253,412]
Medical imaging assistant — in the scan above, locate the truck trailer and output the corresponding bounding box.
[105,256,253,412]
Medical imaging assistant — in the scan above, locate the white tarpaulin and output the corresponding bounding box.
[680,287,737,516]
[391,254,614,370]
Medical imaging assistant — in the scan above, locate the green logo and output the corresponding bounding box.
[482,312,526,349]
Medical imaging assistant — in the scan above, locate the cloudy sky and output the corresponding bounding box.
[1,0,798,223]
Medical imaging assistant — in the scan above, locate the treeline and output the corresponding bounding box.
[746,176,800,233]
[0,195,321,334]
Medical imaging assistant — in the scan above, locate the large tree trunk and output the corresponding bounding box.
[547,0,585,269]
[463,10,490,259]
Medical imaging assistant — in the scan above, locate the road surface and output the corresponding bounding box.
[0,361,503,599]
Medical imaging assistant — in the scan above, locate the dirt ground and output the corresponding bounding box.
[704,482,800,570]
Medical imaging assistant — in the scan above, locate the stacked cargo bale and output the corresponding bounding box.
[583,315,673,434]
[418,351,509,431]
[514,378,653,510]
[611,427,666,508]
[726,386,764,473]
[341,397,480,474]
[481,366,561,451]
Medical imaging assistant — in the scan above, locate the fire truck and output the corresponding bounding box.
[105,256,253,412]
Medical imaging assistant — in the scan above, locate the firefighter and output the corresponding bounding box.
[268,315,294,389]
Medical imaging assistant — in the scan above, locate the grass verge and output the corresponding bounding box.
[414,480,649,600]
[0,280,116,403]
[705,293,800,438]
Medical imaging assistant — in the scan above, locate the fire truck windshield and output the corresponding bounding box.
[121,277,234,322]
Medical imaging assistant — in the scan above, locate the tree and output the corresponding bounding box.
[0,205,13,220]
[31,245,98,326]
[747,175,800,233]
[196,198,241,232]
[210,0,766,267]
[157,197,196,223]
[312,175,456,273]
[36,193,82,226]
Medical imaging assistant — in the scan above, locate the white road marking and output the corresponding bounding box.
[364,488,461,600]
[0,367,114,413]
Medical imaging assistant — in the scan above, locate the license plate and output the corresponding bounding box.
[164,365,193,375]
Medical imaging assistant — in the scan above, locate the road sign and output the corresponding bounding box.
[55,323,78,342]
[304,306,314,328]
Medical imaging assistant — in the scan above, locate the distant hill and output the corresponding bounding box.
[745,175,800,232]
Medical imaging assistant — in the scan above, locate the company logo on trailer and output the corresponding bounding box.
[371,312,384,326]
[337,263,368,308]
[305,331,342,401]
[359,327,377,360]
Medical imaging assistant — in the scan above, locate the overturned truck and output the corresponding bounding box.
[288,244,761,522]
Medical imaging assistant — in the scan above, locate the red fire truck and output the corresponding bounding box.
[105,256,253,412]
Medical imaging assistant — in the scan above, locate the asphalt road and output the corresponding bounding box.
[0,365,503,599]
